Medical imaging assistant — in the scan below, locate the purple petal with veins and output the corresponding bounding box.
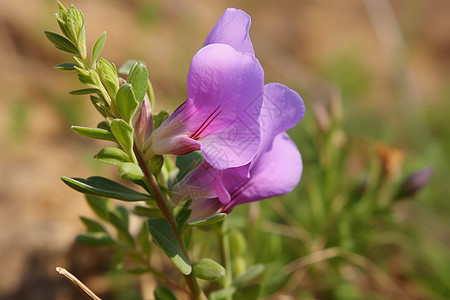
[148,43,264,170]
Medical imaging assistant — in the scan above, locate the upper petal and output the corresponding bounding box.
[203,8,255,56]
[148,44,264,168]
[187,44,264,169]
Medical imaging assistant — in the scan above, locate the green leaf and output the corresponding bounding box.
[72,126,117,142]
[80,216,108,233]
[193,258,226,281]
[69,88,101,95]
[175,200,192,230]
[153,110,169,130]
[116,83,139,123]
[75,232,116,247]
[154,286,177,300]
[91,96,111,118]
[147,218,192,275]
[110,119,135,160]
[118,60,138,76]
[44,31,79,54]
[234,284,261,300]
[137,221,152,256]
[61,176,151,201]
[97,58,119,98]
[127,62,148,103]
[95,147,131,167]
[85,195,110,221]
[97,120,110,131]
[133,206,162,218]
[54,62,77,70]
[209,288,236,300]
[175,151,203,182]
[118,162,144,181]
[186,213,227,228]
[149,155,164,176]
[233,264,265,287]
[92,31,106,64]
[109,207,134,247]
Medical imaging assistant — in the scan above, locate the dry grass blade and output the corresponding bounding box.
[56,267,102,300]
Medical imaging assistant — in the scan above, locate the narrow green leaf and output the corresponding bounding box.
[69,88,101,95]
[234,284,261,300]
[138,221,152,255]
[233,264,265,287]
[97,121,110,131]
[186,213,227,228]
[80,216,108,233]
[61,176,151,201]
[118,162,144,181]
[118,59,138,76]
[127,62,148,103]
[109,207,134,247]
[175,151,203,182]
[133,206,162,218]
[209,288,236,300]
[92,31,106,64]
[154,286,177,300]
[72,126,117,142]
[44,30,79,54]
[85,195,110,221]
[149,155,164,176]
[175,200,192,230]
[110,119,134,159]
[54,62,77,70]
[193,258,226,281]
[147,218,192,275]
[127,268,151,275]
[116,83,139,123]
[90,96,110,118]
[95,147,131,167]
[75,232,116,247]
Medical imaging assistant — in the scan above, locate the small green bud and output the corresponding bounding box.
[66,5,85,44]
[193,258,226,281]
[97,58,119,99]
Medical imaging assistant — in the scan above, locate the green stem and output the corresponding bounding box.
[133,144,206,300]
[217,220,233,294]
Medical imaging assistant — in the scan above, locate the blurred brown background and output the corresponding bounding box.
[0,0,449,299]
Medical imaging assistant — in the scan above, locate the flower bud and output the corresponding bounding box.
[396,167,433,199]
[133,93,153,148]
[97,58,119,99]
[65,5,85,44]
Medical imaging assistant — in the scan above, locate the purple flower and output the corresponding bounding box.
[173,83,305,220]
[145,8,264,170]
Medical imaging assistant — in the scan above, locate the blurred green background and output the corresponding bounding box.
[0,0,449,299]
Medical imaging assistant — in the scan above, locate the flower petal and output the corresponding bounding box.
[149,44,264,169]
[223,132,302,212]
[258,83,305,152]
[203,8,255,55]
